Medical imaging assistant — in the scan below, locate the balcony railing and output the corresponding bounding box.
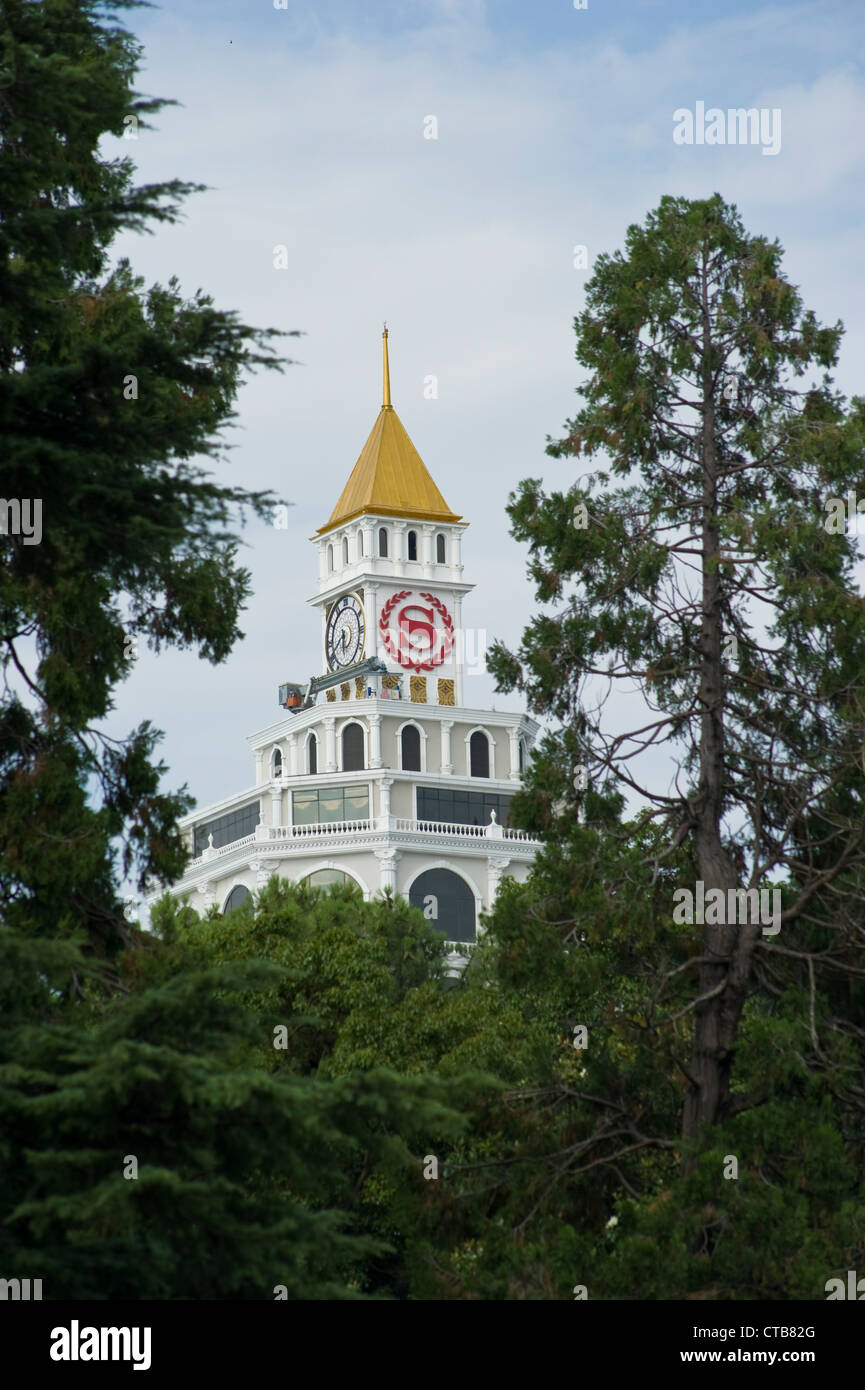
[394,818,535,841]
[188,817,538,867]
[270,818,373,839]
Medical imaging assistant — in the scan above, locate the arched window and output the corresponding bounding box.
[407,530,418,561]
[342,722,364,772]
[409,868,476,943]
[303,868,349,890]
[401,724,421,772]
[271,746,283,778]
[357,529,364,557]
[378,527,388,557]
[223,884,252,915]
[307,733,317,775]
[342,536,349,565]
[470,730,490,778]
[436,533,446,564]
[327,544,334,571]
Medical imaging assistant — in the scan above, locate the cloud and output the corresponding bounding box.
[100,4,865,815]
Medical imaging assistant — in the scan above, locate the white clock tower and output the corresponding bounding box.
[161,331,541,961]
[312,327,473,708]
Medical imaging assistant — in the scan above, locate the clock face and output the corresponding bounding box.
[325,594,366,670]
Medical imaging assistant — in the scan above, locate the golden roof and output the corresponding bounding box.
[317,329,462,535]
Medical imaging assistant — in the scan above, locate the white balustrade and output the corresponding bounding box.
[187,818,537,861]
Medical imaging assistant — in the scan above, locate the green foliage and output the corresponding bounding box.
[4,35,864,1300]
[0,0,297,986]
[0,884,480,1298]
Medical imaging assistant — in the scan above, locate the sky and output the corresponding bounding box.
[101,0,865,836]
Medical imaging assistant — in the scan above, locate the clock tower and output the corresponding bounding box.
[163,329,540,962]
[311,327,472,708]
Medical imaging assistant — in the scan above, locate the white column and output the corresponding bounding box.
[197,880,216,912]
[250,857,281,892]
[508,727,520,781]
[453,594,464,705]
[366,582,380,663]
[393,520,407,565]
[318,541,327,584]
[422,524,434,579]
[487,856,510,908]
[369,712,382,768]
[440,719,453,775]
[288,733,298,777]
[324,716,337,773]
[255,749,265,784]
[361,521,375,570]
[375,848,400,893]
[270,789,282,828]
[378,774,394,830]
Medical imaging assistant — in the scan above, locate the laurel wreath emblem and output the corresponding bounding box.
[379,590,454,672]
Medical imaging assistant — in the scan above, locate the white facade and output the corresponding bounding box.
[161,349,541,958]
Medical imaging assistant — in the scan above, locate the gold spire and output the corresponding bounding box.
[382,323,391,408]
[316,330,462,535]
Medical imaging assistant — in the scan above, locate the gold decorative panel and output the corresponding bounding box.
[437,679,455,706]
[410,676,427,703]
[341,682,350,700]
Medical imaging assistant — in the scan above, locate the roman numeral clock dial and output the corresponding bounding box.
[325,593,365,670]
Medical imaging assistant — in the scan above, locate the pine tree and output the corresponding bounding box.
[488,194,865,1159]
[0,0,295,996]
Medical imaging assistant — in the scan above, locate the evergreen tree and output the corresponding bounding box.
[0,0,293,997]
[0,935,466,1299]
[488,194,865,1147]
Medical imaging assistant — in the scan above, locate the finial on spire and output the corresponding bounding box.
[382,323,391,408]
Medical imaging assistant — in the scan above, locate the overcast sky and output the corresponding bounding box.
[103,0,865,825]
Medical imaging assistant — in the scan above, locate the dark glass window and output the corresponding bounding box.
[407,530,417,561]
[379,528,388,557]
[272,747,282,776]
[342,722,364,771]
[194,801,260,854]
[436,533,446,563]
[470,730,490,778]
[410,868,476,943]
[416,785,512,828]
[518,739,525,772]
[224,884,252,914]
[308,733,317,774]
[292,786,369,826]
[401,724,421,771]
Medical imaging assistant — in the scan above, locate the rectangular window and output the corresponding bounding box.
[194,801,260,854]
[416,786,513,828]
[344,790,370,819]
[291,785,370,826]
[293,792,318,826]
